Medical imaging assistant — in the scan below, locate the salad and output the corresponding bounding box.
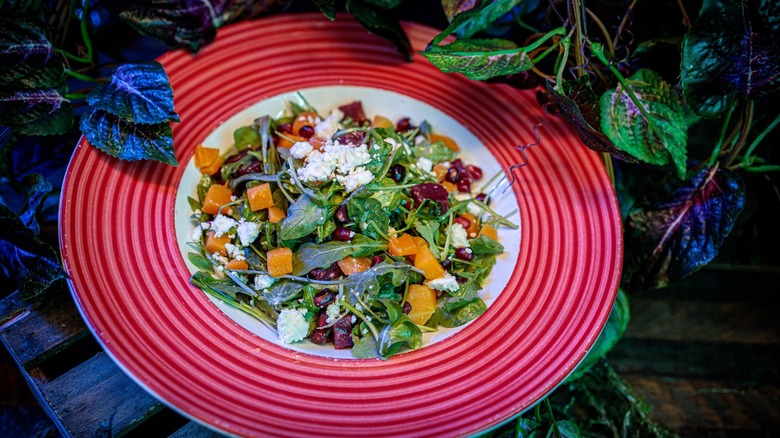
[187,96,517,359]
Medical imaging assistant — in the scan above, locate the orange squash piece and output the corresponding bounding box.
[337,256,372,276]
[246,183,274,211]
[266,247,293,277]
[372,115,393,128]
[414,245,446,280]
[405,284,437,325]
[429,133,460,151]
[459,212,479,235]
[199,156,224,176]
[204,231,230,256]
[479,224,499,241]
[388,233,418,257]
[267,206,286,223]
[292,111,319,135]
[277,134,305,149]
[202,184,233,215]
[194,145,220,168]
[442,181,457,192]
[432,163,448,182]
[309,137,326,150]
[226,258,248,271]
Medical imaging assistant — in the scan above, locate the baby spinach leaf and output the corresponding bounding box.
[681,0,780,118]
[623,166,745,292]
[79,109,177,166]
[347,196,389,240]
[346,0,412,59]
[600,69,688,178]
[434,293,486,328]
[0,18,63,89]
[292,235,386,276]
[0,85,73,136]
[279,195,328,241]
[412,141,456,162]
[469,234,504,255]
[377,314,422,359]
[422,38,534,80]
[342,262,412,303]
[86,62,179,124]
[187,252,213,271]
[233,126,262,150]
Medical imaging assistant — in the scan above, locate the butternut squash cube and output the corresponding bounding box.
[405,284,437,325]
[267,206,286,223]
[202,184,233,215]
[338,256,372,276]
[194,145,220,168]
[277,134,305,149]
[429,133,460,151]
[460,212,479,235]
[226,258,248,271]
[204,231,230,256]
[433,163,449,182]
[388,233,418,257]
[372,115,393,128]
[442,181,457,192]
[479,224,499,241]
[414,245,445,280]
[292,111,319,135]
[247,183,274,211]
[266,247,293,277]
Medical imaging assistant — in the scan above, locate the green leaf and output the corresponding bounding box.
[346,0,412,60]
[412,140,456,162]
[342,262,412,304]
[441,0,479,22]
[347,196,390,240]
[433,293,487,327]
[86,62,179,124]
[191,271,248,300]
[377,313,422,358]
[421,38,533,80]
[414,220,440,259]
[0,85,73,136]
[312,0,336,20]
[0,18,64,89]
[468,234,504,255]
[363,0,402,8]
[17,173,50,235]
[187,252,213,271]
[351,335,379,358]
[233,126,261,151]
[681,0,780,118]
[279,195,328,241]
[261,280,304,308]
[79,109,177,166]
[292,235,386,276]
[431,0,522,45]
[600,69,688,178]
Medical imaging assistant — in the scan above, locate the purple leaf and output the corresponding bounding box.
[0,85,73,135]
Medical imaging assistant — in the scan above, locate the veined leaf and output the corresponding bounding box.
[292,235,386,276]
[600,69,688,178]
[623,166,745,292]
[312,0,336,20]
[346,0,412,59]
[681,0,780,118]
[87,62,179,124]
[441,0,479,22]
[0,18,63,89]
[0,85,73,136]
[279,195,328,241]
[17,173,50,235]
[422,38,532,80]
[79,109,177,166]
[431,0,522,45]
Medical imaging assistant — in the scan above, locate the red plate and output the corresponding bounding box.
[60,13,622,437]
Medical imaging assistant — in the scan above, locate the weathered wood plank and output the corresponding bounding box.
[0,287,89,368]
[169,421,225,437]
[40,351,163,437]
[622,376,780,437]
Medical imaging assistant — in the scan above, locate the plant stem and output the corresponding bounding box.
[724,100,754,167]
[585,7,615,57]
[675,0,693,29]
[742,165,780,173]
[65,92,88,100]
[743,112,780,166]
[707,103,737,167]
[555,36,572,85]
[64,69,99,83]
[612,0,639,48]
[56,0,94,64]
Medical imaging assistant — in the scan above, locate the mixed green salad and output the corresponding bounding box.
[187,96,517,359]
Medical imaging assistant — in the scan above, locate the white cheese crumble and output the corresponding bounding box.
[296,142,374,192]
[254,274,276,291]
[467,201,485,218]
[450,223,470,248]
[314,108,344,140]
[236,220,260,246]
[325,302,341,324]
[224,243,244,260]
[426,273,460,293]
[191,226,203,241]
[276,308,309,344]
[290,141,314,159]
[416,157,433,174]
[211,214,237,237]
[336,167,374,193]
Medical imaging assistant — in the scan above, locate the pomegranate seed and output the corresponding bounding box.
[395,117,412,132]
[441,259,452,271]
[454,247,474,261]
[332,227,354,241]
[371,255,383,266]
[475,193,488,203]
[455,275,468,285]
[466,165,483,179]
[402,301,411,314]
[451,159,464,171]
[389,164,406,183]
[298,125,314,139]
[310,262,343,281]
[445,166,460,183]
[335,205,349,223]
[453,216,470,230]
[313,289,334,308]
[457,178,472,193]
[278,122,293,134]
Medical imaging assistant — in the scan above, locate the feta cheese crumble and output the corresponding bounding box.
[236,219,260,246]
[325,302,341,324]
[314,108,344,140]
[296,142,374,192]
[276,308,309,344]
[211,214,237,237]
[426,273,460,293]
[450,223,470,248]
[416,157,433,174]
[290,141,313,159]
[254,274,275,291]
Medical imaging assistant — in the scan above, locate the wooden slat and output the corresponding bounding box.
[40,351,164,437]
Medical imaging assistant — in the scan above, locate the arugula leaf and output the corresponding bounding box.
[191,271,248,299]
[377,313,422,359]
[292,235,386,276]
[422,38,534,80]
[623,166,745,291]
[279,195,328,241]
[233,126,262,151]
[346,0,412,60]
[415,220,441,259]
[600,69,688,178]
[0,84,73,136]
[342,262,412,303]
[469,234,504,255]
[0,18,64,89]
[86,62,179,124]
[261,280,304,308]
[681,0,780,117]
[412,140,456,162]
[347,196,390,240]
[79,109,177,166]
[0,173,64,299]
[432,292,487,328]
[187,252,213,271]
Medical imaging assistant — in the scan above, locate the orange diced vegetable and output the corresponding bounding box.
[292,111,319,135]
[337,256,372,276]
[204,231,230,256]
[277,134,305,149]
[267,247,293,277]
[199,156,224,176]
[202,184,233,215]
[267,206,286,223]
[433,163,448,182]
[388,233,418,257]
[479,224,499,241]
[429,133,460,151]
[442,181,457,192]
[405,284,437,325]
[459,212,479,235]
[414,245,446,280]
[226,258,248,271]
[246,183,274,211]
[309,137,326,151]
[194,145,220,168]
[372,115,393,128]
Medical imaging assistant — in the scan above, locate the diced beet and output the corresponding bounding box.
[310,310,332,344]
[332,227,354,241]
[371,255,383,266]
[313,289,335,308]
[335,204,349,223]
[337,130,367,145]
[333,317,354,349]
[224,149,249,164]
[338,101,367,124]
[410,183,449,213]
[395,117,414,132]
